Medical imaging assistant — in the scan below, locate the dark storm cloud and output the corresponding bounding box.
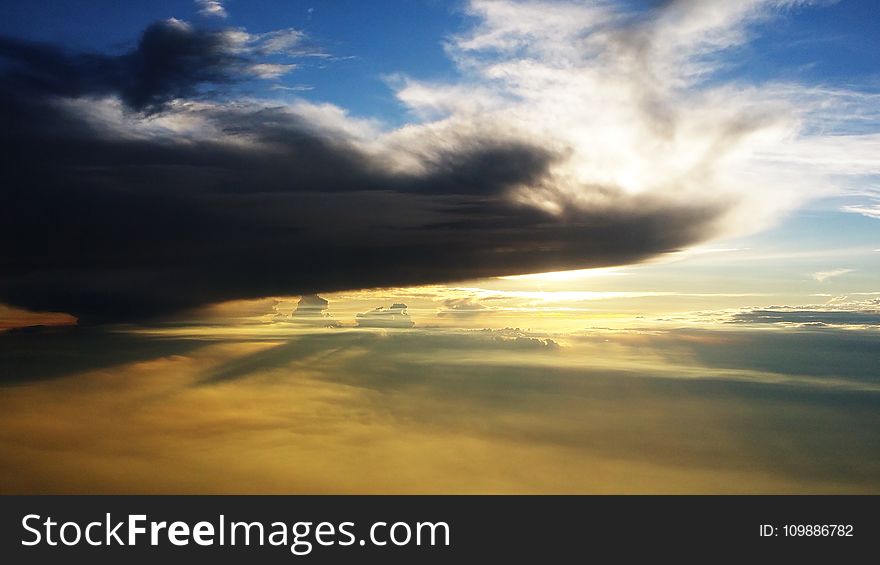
[0,19,247,114]
[0,21,727,324]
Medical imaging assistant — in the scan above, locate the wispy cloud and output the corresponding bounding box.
[843,203,880,220]
[270,84,314,92]
[812,268,855,282]
[259,29,307,54]
[395,0,880,235]
[247,63,297,79]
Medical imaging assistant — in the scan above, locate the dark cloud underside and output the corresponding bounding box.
[0,21,725,323]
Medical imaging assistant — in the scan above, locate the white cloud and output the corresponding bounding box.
[382,0,880,242]
[248,63,297,79]
[260,29,308,54]
[271,84,314,92]
[218,27,323,58]
[843,204,880,220]
[812,268,855,282]
[196,0,227,19]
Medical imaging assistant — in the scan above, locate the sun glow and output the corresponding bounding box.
[499,267,627,283]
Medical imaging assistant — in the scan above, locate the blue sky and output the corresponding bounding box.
[745,0,880,86]
[2,0,878,123]
[0,0,468,120]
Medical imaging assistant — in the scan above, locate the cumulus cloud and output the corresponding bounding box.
[287,294,338,327]
[1,1,878,323]
[483,328,560,350]
[292,294,329,317]
[356,304,415,329]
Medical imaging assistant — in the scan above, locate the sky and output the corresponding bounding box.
[0,0,878,493]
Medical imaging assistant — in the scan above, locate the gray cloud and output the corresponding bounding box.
[638,327,880,384]
[0,19,252,114]
[0,326,207,385]
[288,294,338,327]
[292,294,329,317]
[437,297,488,317]
[729,309,880,328]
